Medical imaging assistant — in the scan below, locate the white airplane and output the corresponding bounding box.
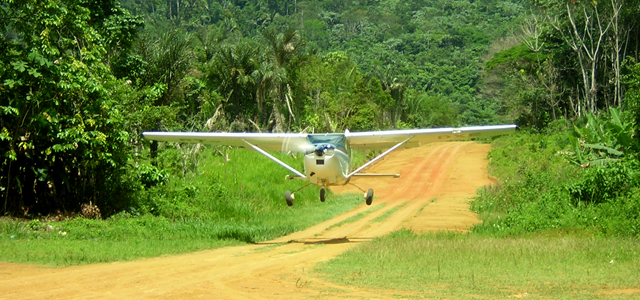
[143,125,516,206]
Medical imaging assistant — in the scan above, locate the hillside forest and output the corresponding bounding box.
[2,0,640,237]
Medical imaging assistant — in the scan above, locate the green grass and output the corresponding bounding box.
[0,197,360,266]
[0,147,363,266]
[371,202,408,222]
[0,232,242,266]
[317,229,640,299]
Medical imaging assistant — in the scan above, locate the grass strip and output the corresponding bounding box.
[0,194,360,266]
[326,204,385,230]
[371,202,408,223]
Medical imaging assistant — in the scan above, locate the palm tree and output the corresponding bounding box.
[206,40,260,123]
[261,27,305,131]
[253,59,286,128]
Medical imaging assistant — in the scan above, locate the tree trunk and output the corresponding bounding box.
[611,0,622,107]
[555,3,614,114]
[3,159,11,215]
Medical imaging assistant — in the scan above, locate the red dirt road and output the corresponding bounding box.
[0,142,494,299]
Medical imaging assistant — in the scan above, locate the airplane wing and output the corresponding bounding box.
[345,125,517,150]
[141,132,310,152]
[143,124,516,152]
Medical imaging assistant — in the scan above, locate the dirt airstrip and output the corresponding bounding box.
[0,141,494,299]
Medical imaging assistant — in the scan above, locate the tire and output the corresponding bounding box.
[320,188,326,202]
[365,189,374,206]
[285,190,294,207]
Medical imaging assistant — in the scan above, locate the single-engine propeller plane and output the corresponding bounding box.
[143,125,516,206]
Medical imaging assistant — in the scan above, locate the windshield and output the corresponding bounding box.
[307,134,347,152]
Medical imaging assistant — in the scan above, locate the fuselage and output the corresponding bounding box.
[303,134,351,187]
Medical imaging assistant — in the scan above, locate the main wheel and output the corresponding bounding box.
[285,190,294,207]
[320,188,326,202]
[365,189,374,206]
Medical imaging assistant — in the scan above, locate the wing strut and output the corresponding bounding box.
[347,136,413,178]
[243,140,307,179]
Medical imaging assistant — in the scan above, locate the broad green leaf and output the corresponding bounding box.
[28,68,42,78]
[11,60,27,72]
[4,79,17,88]
[582,143,623,156]
[589,158,619,166]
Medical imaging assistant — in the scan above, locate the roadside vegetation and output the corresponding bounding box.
[0,148,362,265]
[473,113,640,237]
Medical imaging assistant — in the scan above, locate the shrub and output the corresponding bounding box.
[567,161,639,206]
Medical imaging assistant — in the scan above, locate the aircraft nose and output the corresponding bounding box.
[314,144,329,157]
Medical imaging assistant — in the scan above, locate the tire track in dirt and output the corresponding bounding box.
[320,143,462,240]
[0,142,493,299]
[308,143,455,239]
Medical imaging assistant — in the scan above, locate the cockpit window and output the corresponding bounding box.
[307,134,347,152]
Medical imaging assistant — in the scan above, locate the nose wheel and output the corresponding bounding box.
[320,188,326,202]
